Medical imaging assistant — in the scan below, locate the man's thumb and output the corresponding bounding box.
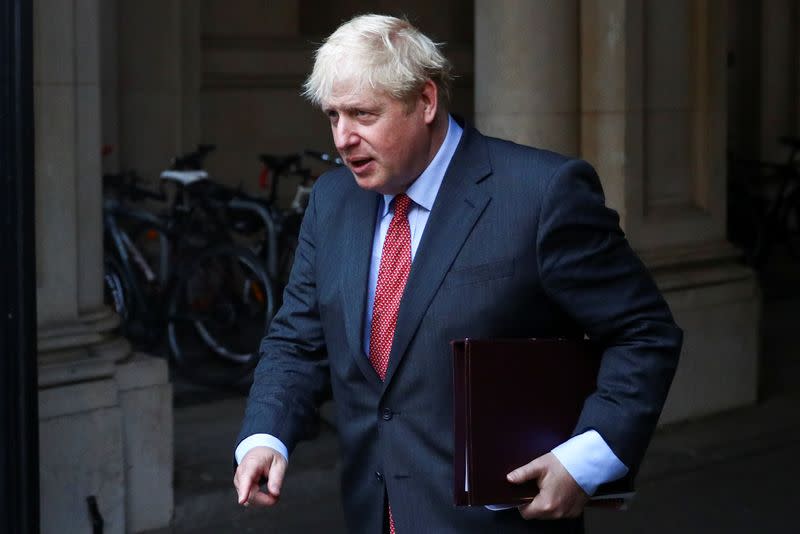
[507,458,545,484]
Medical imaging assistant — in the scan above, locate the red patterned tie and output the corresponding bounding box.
[369,193,412,534]
[369,193,412,380]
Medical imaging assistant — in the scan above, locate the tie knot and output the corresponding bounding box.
[393,194,412,220]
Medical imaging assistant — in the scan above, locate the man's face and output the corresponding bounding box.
[322,80,437,195]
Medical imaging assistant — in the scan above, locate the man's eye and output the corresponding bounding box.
[355,110,370,117]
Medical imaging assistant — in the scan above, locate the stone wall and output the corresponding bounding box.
[476,0,761,422]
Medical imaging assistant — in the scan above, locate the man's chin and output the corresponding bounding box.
[353,175,392,195]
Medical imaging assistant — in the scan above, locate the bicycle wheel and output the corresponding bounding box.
[104,256,135,325]
[167,244,275,386]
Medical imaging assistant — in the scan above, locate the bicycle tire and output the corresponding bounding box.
[167,244,275,386]
[104,255,135,325]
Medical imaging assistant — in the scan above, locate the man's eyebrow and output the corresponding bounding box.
[325,105,368,115]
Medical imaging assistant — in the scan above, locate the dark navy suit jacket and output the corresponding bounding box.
[238,124,682,533]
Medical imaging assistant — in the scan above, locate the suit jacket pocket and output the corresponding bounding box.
[444,258,515,288]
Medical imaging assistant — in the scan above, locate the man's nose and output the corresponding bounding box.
[333,119,359,151]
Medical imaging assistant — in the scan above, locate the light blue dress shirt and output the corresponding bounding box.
[236,115,628,496]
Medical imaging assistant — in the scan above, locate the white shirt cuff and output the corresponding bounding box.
[235,434,289,465]
[550,430,628,496]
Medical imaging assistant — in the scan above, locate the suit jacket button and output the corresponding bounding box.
[375,471,384,482]
[382,408,393,421]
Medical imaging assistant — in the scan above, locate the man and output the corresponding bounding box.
[234,14,682,533]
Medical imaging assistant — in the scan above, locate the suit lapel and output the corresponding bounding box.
[383,127,493,388]
[339,186,383,387]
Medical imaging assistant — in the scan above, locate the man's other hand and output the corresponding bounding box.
[234,446,287,507]
[506,452,589,520]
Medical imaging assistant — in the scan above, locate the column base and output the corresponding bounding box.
[647,244,761,424]
[38,313,173,534]
[39,368,126,533]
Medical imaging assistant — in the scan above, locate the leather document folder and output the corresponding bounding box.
[452,338,632,507]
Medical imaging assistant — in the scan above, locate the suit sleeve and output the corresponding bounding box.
[236,182,330,454]
[536,158,683,472]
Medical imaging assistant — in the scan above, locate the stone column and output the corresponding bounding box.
[580,0,760,422]
[34,0,172,532]
[474,0,579,155]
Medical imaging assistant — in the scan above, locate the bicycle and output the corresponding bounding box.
[208,149,342,294]
[252,149,342,288]
[102,150,275,387]
[102,169,170,346]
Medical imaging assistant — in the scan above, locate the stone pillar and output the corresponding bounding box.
[474,0,579,155]
[34,0,172,532]
[580,0,760,422]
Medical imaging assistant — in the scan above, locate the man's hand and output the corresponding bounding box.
[233,446,287,507]
[507,452,589,520]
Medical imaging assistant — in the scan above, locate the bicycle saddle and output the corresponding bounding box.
[160,170,209,185]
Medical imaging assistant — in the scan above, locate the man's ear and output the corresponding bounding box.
[420,79,438,124]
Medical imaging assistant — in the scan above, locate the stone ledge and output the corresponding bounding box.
[38,350,116,388]
[38,307,121,352]
[38,336,131,388]
[639,239,742,270]
[39,377,119,420]
[642,240,757,293]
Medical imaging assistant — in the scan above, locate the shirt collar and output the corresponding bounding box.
[380,114,464,216]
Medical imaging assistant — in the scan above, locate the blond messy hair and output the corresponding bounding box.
[302,14,453,110]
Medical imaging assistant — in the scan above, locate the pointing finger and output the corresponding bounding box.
[235,463,257,505]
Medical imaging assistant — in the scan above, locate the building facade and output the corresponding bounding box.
[30,0,798,531]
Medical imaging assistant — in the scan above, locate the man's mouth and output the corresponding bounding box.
[347,157,373,173]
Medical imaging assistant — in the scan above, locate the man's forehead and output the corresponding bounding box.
[322,80,389,110]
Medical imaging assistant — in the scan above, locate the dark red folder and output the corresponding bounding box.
[452,338,632,507]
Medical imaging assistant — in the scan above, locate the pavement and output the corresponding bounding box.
[146,251,800,534]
